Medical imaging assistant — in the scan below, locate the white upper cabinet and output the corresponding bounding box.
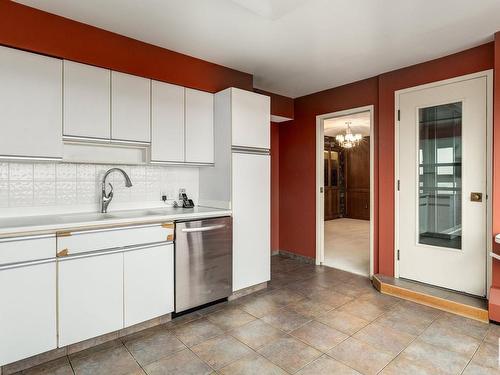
[151,81,185,162]
[0,46,62,160]
[231,88,270,149]
[185,88,214,164]
[63,60,111,139]
[111,71,151,143]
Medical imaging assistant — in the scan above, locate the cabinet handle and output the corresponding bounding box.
[58,247,126,261]
[0,258,56,271]
[181,224,225,233]
[57,231,72,237]
[57,248,69,257]
[58,242,173,261]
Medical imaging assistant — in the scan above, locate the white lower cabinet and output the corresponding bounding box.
[58,251,124,347]
[124,243,174,327]
[0,259,57,366]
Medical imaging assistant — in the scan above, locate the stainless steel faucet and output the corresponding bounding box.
[101,168,133,213]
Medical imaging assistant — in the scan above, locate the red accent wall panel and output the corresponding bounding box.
[0,0,253,93]
[279,78,379,263]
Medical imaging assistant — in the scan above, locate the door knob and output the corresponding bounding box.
[470,192,482,202]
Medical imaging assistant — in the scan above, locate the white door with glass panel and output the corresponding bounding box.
[398,76,487,296]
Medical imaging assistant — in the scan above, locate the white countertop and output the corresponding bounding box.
[0,206,231,238]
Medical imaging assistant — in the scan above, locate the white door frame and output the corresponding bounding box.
[395,70,493,297]
[316,105,375,277]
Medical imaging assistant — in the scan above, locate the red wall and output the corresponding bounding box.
[0,0,252,93]
[279,78,379,263]
[271,123,281,252]
[280,43,495,275]
[377,42,494,275]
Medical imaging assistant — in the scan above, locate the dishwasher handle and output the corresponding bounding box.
[181,224,226,233]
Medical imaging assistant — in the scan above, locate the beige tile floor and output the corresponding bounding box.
[15,256,500,375]
[324,218,370,276]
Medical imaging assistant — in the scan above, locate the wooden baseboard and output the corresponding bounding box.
[373,275,488,323]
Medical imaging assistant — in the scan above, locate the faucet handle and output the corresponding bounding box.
[106,183,114,199]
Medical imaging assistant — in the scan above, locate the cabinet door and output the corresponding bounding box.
[58,252,123,346]
[0,46,62,159]
[151,81,185,162]
[124,243,174,327]
[231,88,270,149]
[232,153,270,291]
[185,88,214,164]
[63,60,111,139]
[111,72,151,142]
[0,260,57,366]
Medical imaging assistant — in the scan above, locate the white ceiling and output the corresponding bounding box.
[15,0,500,98]
[324,111,370,137]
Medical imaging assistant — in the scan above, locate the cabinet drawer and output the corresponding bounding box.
[0,235,56,265]
[57,223,174,256]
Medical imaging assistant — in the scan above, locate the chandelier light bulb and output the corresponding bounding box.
[335,121,363,148]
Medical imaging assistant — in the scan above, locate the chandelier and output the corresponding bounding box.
[335,122,363,148]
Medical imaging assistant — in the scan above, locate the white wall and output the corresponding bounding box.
[0,162,199,217]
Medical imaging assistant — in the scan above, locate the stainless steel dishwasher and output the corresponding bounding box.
[174,216,232,312]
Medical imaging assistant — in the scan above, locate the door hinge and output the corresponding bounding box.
[397,249,400,261]
[397,109,400,121]
[397,180,400,191]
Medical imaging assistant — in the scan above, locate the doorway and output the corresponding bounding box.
[316,106,374,277]
[396,71,493,297]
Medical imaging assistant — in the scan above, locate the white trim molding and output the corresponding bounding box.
[315,105,375,277]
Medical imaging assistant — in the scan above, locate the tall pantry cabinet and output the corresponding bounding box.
[209,88,271,292]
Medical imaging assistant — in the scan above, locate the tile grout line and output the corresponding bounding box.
[121,341,149,375]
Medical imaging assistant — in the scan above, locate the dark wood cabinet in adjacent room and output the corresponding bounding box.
[345,137,370,220]
[324,137,341,220]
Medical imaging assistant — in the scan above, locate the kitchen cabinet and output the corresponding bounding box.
[63,60,111,139]
[230,88,270,149]
[0,236,57,366]
[124,243,174,327]
[111,71,151,143]
[0,46,62,160]
[185,88,214,164]
[151,81,185,162]
[232,152,270,291]
[58,250,124,346]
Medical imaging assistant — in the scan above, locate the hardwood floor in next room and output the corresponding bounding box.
[12,256,499,375]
